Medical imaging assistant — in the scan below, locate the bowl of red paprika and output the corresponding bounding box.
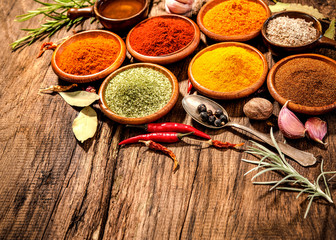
[197,0,271,42]
[126,14,200,65]
[51,30,126,83]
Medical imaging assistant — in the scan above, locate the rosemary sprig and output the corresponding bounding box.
[242,128,335,218]
[11,0,95,50]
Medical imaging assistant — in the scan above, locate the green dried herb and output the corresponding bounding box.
[105,67,172,118]
[72,106,98,143]
[59,91,100,107]
[324,18,335,40]
[242,129,335,218]
[11,0,95,50]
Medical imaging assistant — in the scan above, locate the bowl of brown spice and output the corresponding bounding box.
[126,14,200,65]
[51,30,126,83]
[261,11,336,56]
[267,54,336,115]
[197,0,270,42]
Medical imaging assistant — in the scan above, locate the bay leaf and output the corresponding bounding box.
[59,91,100,107]
[72,106,98,143]
[324,18,335,40]
[269,2,325,20]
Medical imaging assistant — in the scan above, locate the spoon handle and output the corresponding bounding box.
[225,122,316,167]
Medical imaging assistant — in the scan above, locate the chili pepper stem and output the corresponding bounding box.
[177,131,194,140]
[138,140,151,146]
[126,124,148,131]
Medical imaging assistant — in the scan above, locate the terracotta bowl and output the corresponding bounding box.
[67,0,149,32]
[261,11,336,56]
[126,14,200,65]
[267,54,336,115]
[51,30,126,83]
[188,42,268,100]
[99,63,179,124]
[197,0,271,42]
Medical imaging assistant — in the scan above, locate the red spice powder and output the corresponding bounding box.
[58,36,120,75]
[129,16,194,56]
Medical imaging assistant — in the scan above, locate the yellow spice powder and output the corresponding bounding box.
[191,46,263,92]
[203,0,267,36]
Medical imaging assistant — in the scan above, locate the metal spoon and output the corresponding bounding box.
[182,94,316,167]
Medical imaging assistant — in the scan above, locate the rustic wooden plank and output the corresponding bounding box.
[0,0,335,239]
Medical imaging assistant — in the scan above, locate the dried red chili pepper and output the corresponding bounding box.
[139,140,179,173]
[37,42,57,58]
[207,139,244,148]
[39,83,78,93]
[187,79,193,94]
[126,123,210,140]
[119,132,194,145]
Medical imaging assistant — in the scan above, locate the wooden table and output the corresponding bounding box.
[1,0,335,239]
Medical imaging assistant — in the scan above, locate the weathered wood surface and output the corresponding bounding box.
[0,0,336,239]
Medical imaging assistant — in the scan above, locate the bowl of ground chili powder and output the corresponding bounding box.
[197,0,270,42]
[189,42,268,100]
[51,30,126,83]
[99,63,179,124]
[126,14,200,65]
[268,54,336,115]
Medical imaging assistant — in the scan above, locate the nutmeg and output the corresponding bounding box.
[243,98,273,120]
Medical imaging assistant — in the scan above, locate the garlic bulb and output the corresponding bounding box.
[165,0,193,15]
[305,117,327,145]
[278,101,306,139]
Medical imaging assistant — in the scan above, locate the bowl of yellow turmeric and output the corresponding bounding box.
[197,0,271,42]
[188,42,268,100]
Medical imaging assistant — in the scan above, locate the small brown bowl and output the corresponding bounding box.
[99,63,179,124]
[197,0,270,42]
[267,54,336,115]
[188,42,268,100]
[67,0,149,32]
[261,11,336,56]
[126,14,200,65]
[51,30,126,83]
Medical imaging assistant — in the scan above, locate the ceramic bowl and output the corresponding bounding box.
[126,14,200,65]
[267,54,336,115]
[197,0,271,42]
[51,30,126,83]
[99,63,179,124]
[188,42,268,100]
[67,0,150,32]
[261,11,336,56]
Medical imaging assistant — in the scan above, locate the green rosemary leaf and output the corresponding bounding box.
[304,194,316,219]
[242,128,335,219]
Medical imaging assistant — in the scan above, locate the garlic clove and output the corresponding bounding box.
[165,0,193,15]
[278,101,306,139]
[305,117,327,145]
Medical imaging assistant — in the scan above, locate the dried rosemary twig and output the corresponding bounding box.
[11,0,95,50]
[242,129,335,218]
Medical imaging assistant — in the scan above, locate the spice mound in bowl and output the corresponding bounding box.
[267,54,336,115]
[188,42,268,100]
[126,14,200,65]
[51,30,126,83]
[197,0,270,42]
[261,11,326,56]
[99,63,179,124]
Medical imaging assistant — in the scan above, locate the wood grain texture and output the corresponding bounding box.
[0,0,335,240]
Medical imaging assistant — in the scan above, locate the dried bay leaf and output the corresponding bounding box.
[59,91,100,107]
[324,18,335,40]
[72,106,98,143]
[269,2,325,20]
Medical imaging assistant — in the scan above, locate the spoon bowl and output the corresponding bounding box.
[182,94,316,167]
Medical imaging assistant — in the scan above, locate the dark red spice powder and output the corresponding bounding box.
[274,58,336,107]
[129,16,194,56]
